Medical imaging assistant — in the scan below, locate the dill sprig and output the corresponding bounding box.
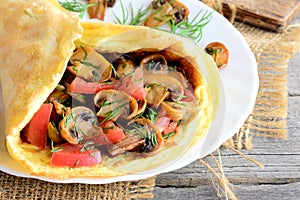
[113,0,151,25]
[165,10,213,43]
[113,1,212,43]
[127,125,158,147]
[59,0,96,18]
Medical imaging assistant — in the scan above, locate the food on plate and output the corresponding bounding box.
[1,0,216,179]
[85,0,189,27]
[144,0,189,27]
[205,42,229,69]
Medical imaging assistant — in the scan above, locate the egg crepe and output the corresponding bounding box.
[1,1,222,179]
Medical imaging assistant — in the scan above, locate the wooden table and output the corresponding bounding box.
[152,14,300,200]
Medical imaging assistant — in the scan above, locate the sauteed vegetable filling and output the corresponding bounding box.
[21,46,198,168]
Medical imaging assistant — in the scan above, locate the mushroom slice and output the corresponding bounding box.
[58,107,99,144]
[88,0,107,20]
[115,56,136,78]
[169,0,189,24]
[51,98,66,116]
[144,69,188,88]
[161,101,184,121]
[144,73,184,100]
[140,54,168,70]
[94,89,138,121]
[136,99,147,116]
[69,47,112,82]
[108,134,144,156]
[144,2,175,27]
[205,42,229,69]
[109,118,164,156]
[46,85,69,103]
[133,118,164,156]
[47,122,64,144]
[146,84,169,106]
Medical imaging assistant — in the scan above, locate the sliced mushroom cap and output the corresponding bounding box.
[47,122,65,144]
[170,0,189,24]
[135,99,147,117]
[146,84,169,106]
[133,118,164,156]
[69,47,112,82]
[59,106,99,144]
[94,89,138,120]
[144,73,184,100]
[144,2,175,27]
[115,56,136,78]
[88,0,107,20]
[144,68,188,88]
[161,101,184,121]
[46,86,69,103]
[51,98,66,116]
[140,54,168,70]
[205,42,229,69]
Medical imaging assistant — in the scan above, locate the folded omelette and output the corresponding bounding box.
[0,0,219,179]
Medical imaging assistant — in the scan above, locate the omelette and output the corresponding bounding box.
[0,0,221,179]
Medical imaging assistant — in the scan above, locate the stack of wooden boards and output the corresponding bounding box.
[203,0,300,32]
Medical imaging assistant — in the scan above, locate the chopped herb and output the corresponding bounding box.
[50,140,63,153]
[130,71,144,84]
[110,64,119,78]
[174,101,187,107]
[64,112,73,128]
[145,107,157,122]
[89,153,96,157]
[100,103,128,124]
[129,125,157,147]
[205,48,218,56]
[73,124,86,136]
[113,0,151,25]
[80,141,95,152]
[165,10,213,43]
[129,3,151,25]
[81,61,99,70]
[163,131,175,139]
[51,122,59,132]
[59,1,96,18]
[81,46,89,61]
[102,126,115,131]
[73,160,80,168]
[113,0,128,24]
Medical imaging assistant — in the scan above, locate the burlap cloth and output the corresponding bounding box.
[1,3,300,200]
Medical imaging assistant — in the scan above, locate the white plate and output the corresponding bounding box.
[0,0,258,184]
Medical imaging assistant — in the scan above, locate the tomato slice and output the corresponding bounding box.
[181,88,196,102]
[50,143,101,167]
[24,104,53,149]
[155,116,171,132]
[101,121,125,144]
[162,121,178,135]
[70,77,115,94]
[115,67,146,100]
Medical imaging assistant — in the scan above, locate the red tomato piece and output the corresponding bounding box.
[24,104,53,149]
[50,143,101,167]
[70,77,115,94]
[115,67,146,100]
[101,121,125,144]
[182,88,196,102]
[162,121,178,135]
[155,116,171,132]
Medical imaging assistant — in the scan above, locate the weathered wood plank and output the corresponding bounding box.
[154,182,300,200]
[288,52,300,96]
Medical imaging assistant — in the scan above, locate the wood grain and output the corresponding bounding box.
[153,13,300,200]
[220,0,300,32]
